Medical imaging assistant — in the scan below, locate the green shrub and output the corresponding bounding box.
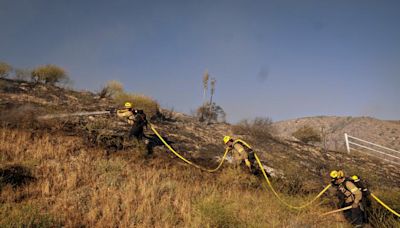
[0,62,12,78]
[292,125,321,144]
[114,92,160,118]
[31,64,68,85]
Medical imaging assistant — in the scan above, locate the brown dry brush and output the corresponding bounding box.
[0,128,398,227]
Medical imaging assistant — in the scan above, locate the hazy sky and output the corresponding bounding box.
[1,0,399,122]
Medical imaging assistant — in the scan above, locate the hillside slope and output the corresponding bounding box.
[273,116,400,152]
[1,78,399,227]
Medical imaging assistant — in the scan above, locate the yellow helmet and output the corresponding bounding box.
[351,175,359,181]
[124,102,132,108]
[223,136,232,144]
[330,170,344,179]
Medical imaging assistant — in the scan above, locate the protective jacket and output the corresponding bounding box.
[337,180,363,205]
[232,143,249,164]
[117,109,135,125]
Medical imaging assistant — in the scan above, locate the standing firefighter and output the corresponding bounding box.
[223,136,259,174]
[116,102,151,156]
[330,170,365,227]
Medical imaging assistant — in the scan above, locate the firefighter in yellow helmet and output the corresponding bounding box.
[116,102,151,155]
[223,136,257,174]
[117,102,135,124]
[330,170,365,227]
[351,175,372,223]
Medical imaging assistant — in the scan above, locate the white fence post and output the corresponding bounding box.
[344,133,350,154]
[344,133,400,165]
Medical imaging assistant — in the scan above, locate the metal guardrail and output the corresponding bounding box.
[344,133,400,165]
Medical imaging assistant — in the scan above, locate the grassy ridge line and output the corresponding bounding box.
[0,128,347,227]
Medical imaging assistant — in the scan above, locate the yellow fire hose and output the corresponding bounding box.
[370,193,400,217]
[150,124,229,172]
[150,123,400,217]
[253,152,332,209]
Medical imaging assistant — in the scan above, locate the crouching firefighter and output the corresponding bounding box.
[330,170,365,227]
[114,102,152,156]
[223,136,260,175]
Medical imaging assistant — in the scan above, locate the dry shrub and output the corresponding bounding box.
[96,79,160,118]
[98,80,124,98]
[0,62,12,78]
[31,64,68,85]
[113,92,159,118]
[195,102,226,123]
[292,125,321,144]
[233,117,275,142]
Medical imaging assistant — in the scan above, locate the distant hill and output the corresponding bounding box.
[272,116,400,152]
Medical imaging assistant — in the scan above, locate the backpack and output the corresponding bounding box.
[348,176,370,197]
[134,110,148,127]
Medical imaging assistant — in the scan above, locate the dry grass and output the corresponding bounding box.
[0,128,398,227]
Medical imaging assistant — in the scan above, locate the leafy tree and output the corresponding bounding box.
[31,64,68,85]
[0,62,12,78]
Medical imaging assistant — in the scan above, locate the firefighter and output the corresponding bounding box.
[223,136,259,174]
[351,175,371,222]
[116,102,151,156]
[330,170,365,227]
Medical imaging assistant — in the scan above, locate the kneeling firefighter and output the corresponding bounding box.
[223,136,259,174]
[115,102,152,156]
[330,170,365,227]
